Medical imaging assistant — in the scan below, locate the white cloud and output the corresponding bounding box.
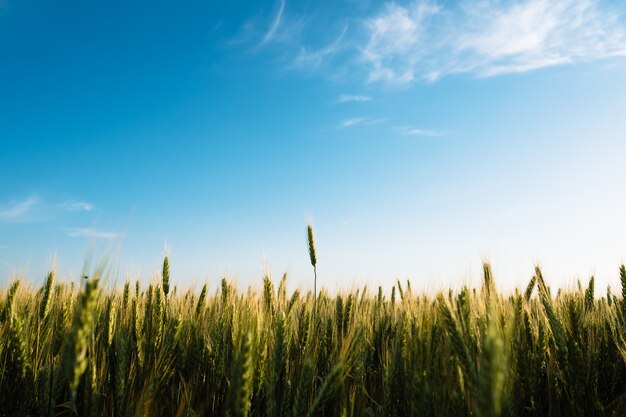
[0,196,39,219]
[362,2,439,84]
[394,125,446,136]
[58,201,94,212]
[337,94,373,103]
[360,0,626,84]
[292,26,348,70]
[341,117,367,127]
[66,227,120,240]
[406,128,445,137]
[262,0,286,44]
[246,0,626,84]
[341,117,386,127]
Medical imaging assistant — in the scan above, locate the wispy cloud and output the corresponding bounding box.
[0,196,39,219]
[362,2,439,84]
[337,94,373,103]
[65,227,120,240]
[406,128,445,137]
[292,26,348,70]
[243,0,626,84]
[341,117,367,127]
[58,201,94,212]
[262,0,286,44]
[361,0,626,84]
[340,117,386,127]
[394,125,446,136]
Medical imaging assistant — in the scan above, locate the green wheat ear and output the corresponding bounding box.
[162,255,170,297]
[307,225,317,268]
[307,224,317,312]
[63,275,100,402]
[196,283,207,317]
[584,275,595,311]
[40,270,55,321]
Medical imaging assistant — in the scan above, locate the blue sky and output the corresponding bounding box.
[2,0,626,293]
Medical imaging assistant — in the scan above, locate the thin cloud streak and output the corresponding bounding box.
[406,128,445,137]
[0,197,39,219]
[292,25,348,70]
[340,117,386,127]
[341,117,367,127]
[65,227,120,240]
[337,94,373,103]
[262,0,286,44]
[58,201,94,212]
[393,125,446,136]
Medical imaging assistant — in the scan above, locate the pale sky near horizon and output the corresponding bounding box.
[2,0,626,294]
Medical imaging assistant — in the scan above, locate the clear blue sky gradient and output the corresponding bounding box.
[2,0,626,292]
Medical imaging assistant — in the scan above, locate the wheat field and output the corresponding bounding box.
[1,259,626,417]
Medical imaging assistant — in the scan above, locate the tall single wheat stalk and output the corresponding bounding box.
[307,224,317,315]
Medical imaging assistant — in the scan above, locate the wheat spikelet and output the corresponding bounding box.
[3,304,34,416]
[396,280,404,302]
[8,308,31,378]
[268,311,287,417]
[307,225,317,268]
[132,297,144,369]
[2,279,20,322]
[287,290,300,314]
[263,275,274,315]
[307,224,317,313]
[585,276,595,312]
[114,328,129,409]
[39,270,55,322]
[439,295,477,392]
[278,273,287,307]
[619,265,626,316]
[123,281,130,310]
[154,285,164,345]
[162,256,170,297]
[235,331,254,417]
[335,296,344,338]
[221,278,230,304]
[524,275,536,302]
[63,275,100,401]
[106,297,116,348]
[535,267,568,359]
[145,284,154,333]
[482,262,494,302]
[196,283,207,317]
[477,300,506,417]
[344,294,353,335]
